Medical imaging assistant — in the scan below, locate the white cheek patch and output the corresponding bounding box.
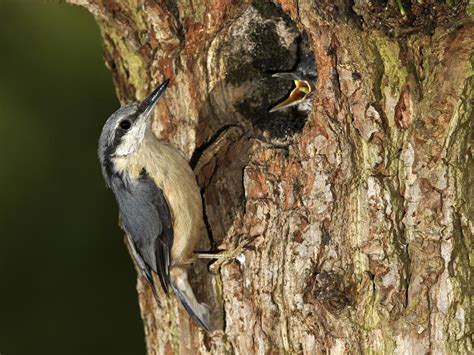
[115,121,147,156]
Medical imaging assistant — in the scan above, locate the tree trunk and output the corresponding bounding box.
[68,0,473,353]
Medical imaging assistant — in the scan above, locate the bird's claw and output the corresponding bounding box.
[195,237,256,274]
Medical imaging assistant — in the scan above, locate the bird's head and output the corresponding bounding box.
[269,49,317,113]
[98,79,169,177]
[99,79,169,159]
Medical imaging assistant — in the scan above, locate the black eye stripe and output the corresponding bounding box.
[105,114,138,156]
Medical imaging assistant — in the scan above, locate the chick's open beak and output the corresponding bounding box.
[269,79,315,112]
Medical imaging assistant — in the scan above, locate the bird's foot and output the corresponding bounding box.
[195,237,255,274]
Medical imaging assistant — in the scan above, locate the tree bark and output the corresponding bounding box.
[68,0,473,353]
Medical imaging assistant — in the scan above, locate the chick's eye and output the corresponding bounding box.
[120,120,131,130]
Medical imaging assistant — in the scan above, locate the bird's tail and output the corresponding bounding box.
[170,266,211,331]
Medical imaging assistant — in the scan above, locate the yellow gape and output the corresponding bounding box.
[270,80,315,112]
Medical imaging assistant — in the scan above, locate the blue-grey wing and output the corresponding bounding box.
[110,170,173,293]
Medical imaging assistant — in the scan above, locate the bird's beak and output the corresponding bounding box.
[138,79,170,118]
[272,72,301,81]
[269,78,315,112]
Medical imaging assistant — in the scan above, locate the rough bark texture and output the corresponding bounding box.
[69,0,473,353]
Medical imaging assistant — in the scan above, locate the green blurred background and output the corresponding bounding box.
[0,1,145,354]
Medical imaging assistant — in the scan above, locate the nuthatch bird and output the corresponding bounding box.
[270,50,317,113]
[98,79,210,330]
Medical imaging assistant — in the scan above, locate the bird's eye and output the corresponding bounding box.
[119,120,131,130]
